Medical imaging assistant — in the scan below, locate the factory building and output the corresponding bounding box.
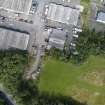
[0,27,30,50]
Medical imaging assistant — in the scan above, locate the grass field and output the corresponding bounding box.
[38,56,105,105]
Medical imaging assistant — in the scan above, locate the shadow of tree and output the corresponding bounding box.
[37,92,87,105]
[17,79,87,105]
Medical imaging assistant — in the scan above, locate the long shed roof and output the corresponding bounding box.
[0,28,29,50]
[47,3,80,26]
[0,0,32,14]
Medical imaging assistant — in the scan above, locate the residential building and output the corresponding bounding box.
[101,0,105,5]
[0,0,35,19]
[0,0,32,15]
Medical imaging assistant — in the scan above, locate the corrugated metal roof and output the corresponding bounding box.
[0,0,32,14]
[0,28,29,50]
[47,3,80,26]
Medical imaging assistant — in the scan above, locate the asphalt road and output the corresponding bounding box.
[25,0,48,79]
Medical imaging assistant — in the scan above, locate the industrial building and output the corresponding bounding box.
[46,3,80,27]
[45,3,82,50]
[0,27,30,50]
[47,29,67,50]
[0,0,32,15]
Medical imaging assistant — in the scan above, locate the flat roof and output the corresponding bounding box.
[47,3,80,26]
[97,12,105,24]
[0,0,32,15]
[0,28,29,50]
[48,29,66,50]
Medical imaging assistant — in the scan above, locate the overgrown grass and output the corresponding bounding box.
[38,55,105,105]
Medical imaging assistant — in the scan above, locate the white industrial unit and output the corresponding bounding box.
[0,28,30,50]
[0,0,32,15]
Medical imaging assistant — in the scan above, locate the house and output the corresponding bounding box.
[0,27,30,50]
[47,28,67,50]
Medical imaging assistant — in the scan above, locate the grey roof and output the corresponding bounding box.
[97,12,105,23]
[49,0,80,6]
[50,29,66,40]
[0,0,32,14]
[0,28,29,50]
[47,3,80,26]
[48,29,67,50]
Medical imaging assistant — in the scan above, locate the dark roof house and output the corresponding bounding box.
[45,1,82,50]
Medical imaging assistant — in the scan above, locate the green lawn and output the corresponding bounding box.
[38,56,105,105]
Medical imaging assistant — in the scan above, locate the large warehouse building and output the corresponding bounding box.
[0,0,32,15]
[0,28,30,50]
[46,3,80,27]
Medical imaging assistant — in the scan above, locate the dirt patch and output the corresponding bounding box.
[82,70,105,86]
[71,86,91,103]
[70,87,104,105]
